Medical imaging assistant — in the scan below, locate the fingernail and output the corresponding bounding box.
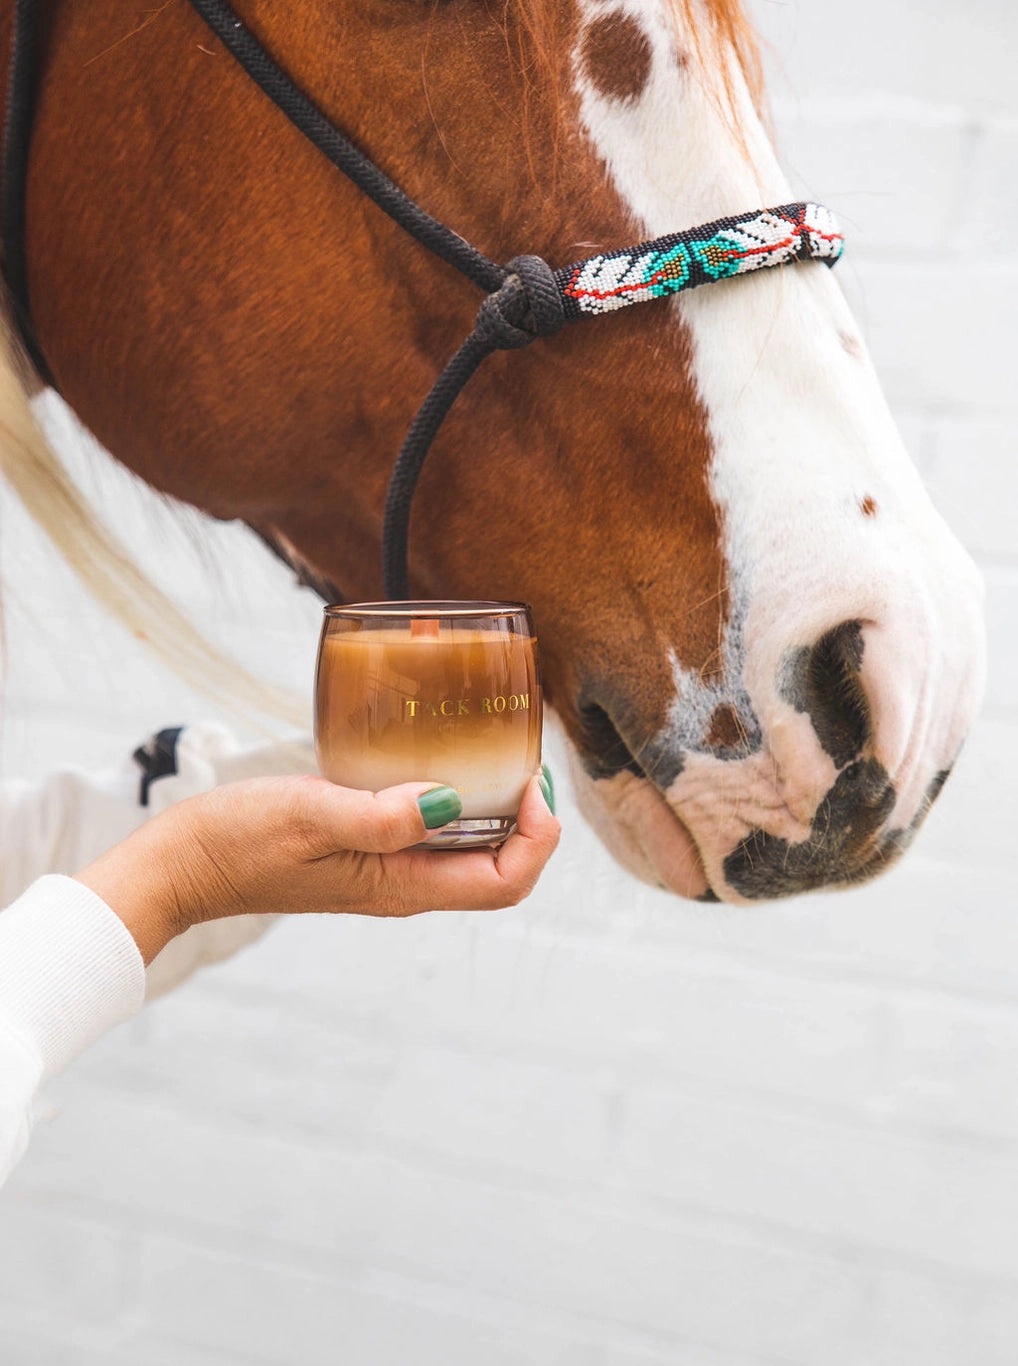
[539,763,556,815]
[417,785,462,829]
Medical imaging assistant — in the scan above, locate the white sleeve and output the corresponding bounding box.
[0,723,315,1002]
[0,875,145,1190]
[0,729,316,1185]
[0,722,315,911]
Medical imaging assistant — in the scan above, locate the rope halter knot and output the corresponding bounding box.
[474,255,566,351]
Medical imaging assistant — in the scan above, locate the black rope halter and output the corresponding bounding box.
[1,0,845,600]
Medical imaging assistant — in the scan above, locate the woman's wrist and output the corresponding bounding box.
[73,805,205,965]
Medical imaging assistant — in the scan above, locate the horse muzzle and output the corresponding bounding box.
[564,602,985,905]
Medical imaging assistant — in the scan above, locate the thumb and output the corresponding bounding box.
[306,780,463,855]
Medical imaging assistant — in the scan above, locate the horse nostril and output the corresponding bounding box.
[782,620,871,769]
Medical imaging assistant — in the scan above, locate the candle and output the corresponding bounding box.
[314,602,542,847]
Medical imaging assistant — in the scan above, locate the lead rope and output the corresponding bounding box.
[380,257,566,599]
[2,0,845,601]
[184,0,570,599]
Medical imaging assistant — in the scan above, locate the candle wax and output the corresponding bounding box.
[315,627,541,819]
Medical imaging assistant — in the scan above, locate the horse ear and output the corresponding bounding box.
[0,321,304,728]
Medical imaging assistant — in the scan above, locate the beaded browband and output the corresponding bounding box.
[2,0,845,600]
[556,203,842,317]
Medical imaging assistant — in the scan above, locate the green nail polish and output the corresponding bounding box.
[539,763,556,814]
[417,785,462,829]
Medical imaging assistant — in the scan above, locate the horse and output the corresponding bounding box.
[0,0,985,905]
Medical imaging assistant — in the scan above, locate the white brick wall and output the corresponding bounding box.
[1,2,1016,1362]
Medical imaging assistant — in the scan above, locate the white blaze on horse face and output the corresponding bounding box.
[571,0,986,901]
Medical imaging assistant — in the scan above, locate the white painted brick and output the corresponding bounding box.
[627,851,1018,1002]
[0,1330,252,1366]
[14,1094,873,1362]
[94,969,881,1154]
[0,1334,83,1366]
[866,1266,1018,1366]
[963,117,1018,254]
[923,415,1018,562]
[159,922,881,1107]
[983,567,1018,712]
[750,0,1017,111]
[67,872,1018,1151]
[911,718,1014,866]
[772,99,971,256]
[74,994,614,1187]
[135,1216,869,1366]
[848,262,1018,412]
[137,1235,716,1366]
[877,996,1018,1139]
[0,1204,136,1327]
[619,1085,1018,1279]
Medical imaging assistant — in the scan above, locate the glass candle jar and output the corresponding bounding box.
[314,601,542,847]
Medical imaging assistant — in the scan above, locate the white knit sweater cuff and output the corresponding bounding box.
[0,874,146,1079]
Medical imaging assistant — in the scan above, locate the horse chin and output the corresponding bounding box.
[565,747,711,901]
[564,727,956,907]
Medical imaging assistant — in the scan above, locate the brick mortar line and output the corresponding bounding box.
[191,923,1018,1021]
[52,1065,1018,1190]
[14,1171,1018,1310]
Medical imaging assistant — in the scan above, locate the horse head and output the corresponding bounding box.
[18,0,984,901]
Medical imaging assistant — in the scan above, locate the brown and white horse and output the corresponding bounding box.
[0,0,984,903]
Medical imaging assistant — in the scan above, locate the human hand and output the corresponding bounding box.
[75,772,560,964]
